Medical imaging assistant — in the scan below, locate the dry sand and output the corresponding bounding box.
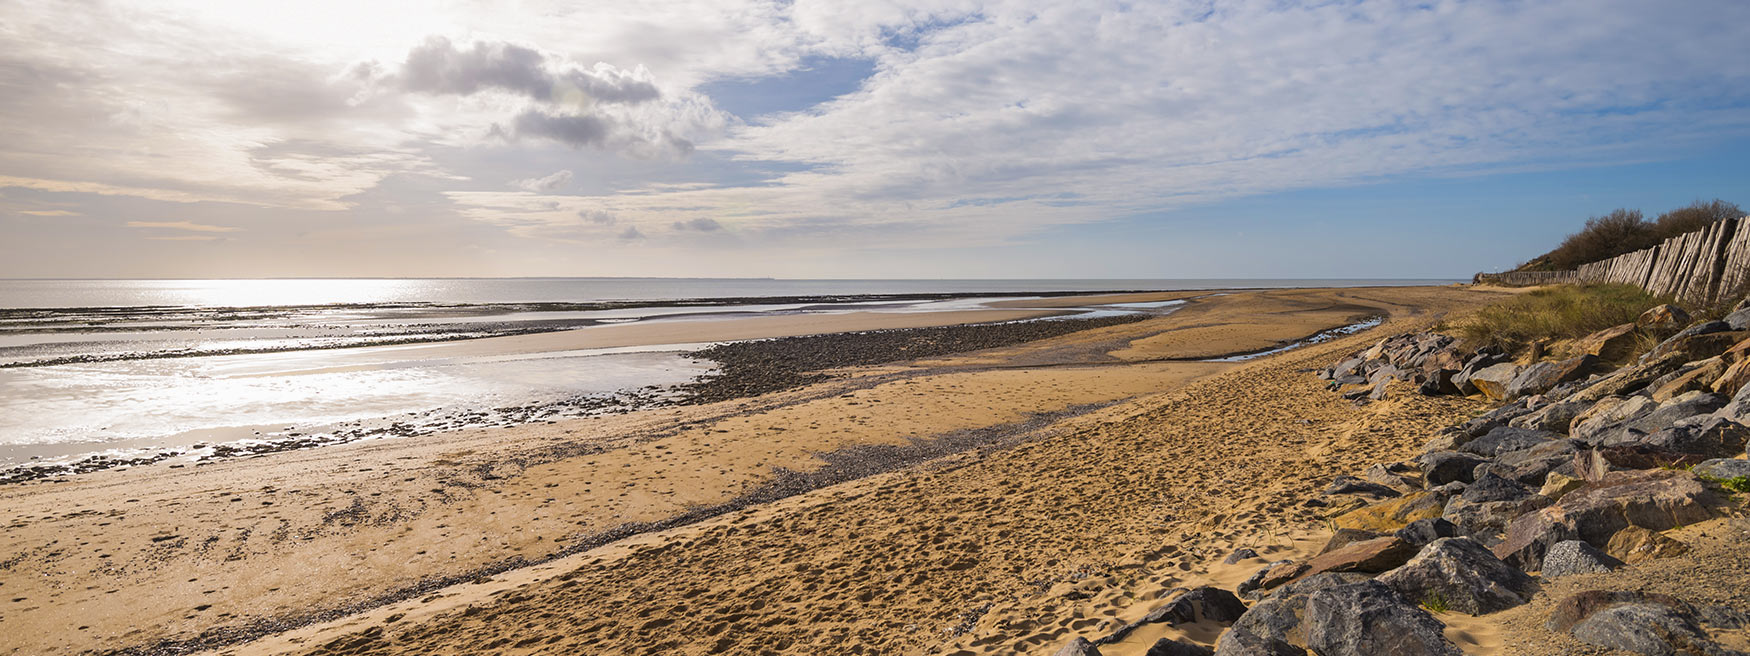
[0,285,1514,656]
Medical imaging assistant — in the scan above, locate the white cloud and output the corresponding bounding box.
[3,0,1750,267]
[511,170,574,192]
[126,220,240,232]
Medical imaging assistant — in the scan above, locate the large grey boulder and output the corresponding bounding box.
[1461,426,1559,457]
[1600,415,1750,460]
[1493,470,1716,571]
[1392,518,1461,547]
[1723,307,1750,331]
[1229,573,1370,649]
[1572,603,1715,655]
[1506,355,1598,400]
[1377,537,1538,615]
[1509,400,1587,434]
[1212,626,1305,656]
[1548,589,1750,656]
[1440,474,1553,535]
[1491,439,1583,485]
[1695,458,1750,481]
[1578,392,1727,446]
[1540,540,1624,578]
[1417,451,1489,486]
[1303,580,1463,656]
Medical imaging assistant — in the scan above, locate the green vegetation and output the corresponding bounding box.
[1420,593,1451,614]
[1702,474,1750,494]
[1452,284,1665,355]
[1519,199,1743,271]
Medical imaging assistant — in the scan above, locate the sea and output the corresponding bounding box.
[0,278,1452,478]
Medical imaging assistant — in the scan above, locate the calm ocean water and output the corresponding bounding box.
[0,278,1452,476]
[0,277,1452,308]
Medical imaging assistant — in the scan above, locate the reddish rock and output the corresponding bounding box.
[1604,526,1691,563]
[1300,536,1417,578]
[1635,305,1691,335]
[1574,323,1641,362]
[1711,357,1750,397]
[1651,358,1727,402]
[1469,363,1522,401]
[1492,470,1715,570]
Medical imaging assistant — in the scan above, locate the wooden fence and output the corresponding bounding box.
[1472,271,1579,286]
[1475,215,1750,305]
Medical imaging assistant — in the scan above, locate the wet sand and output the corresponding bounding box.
[0,286,1508,656]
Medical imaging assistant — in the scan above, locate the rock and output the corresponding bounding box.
[1506,355,1598,400]
[1539,473,1585,500]
[1508,400,1587,434]
[1558,470,1715,541]
[1493,439,1583,485]
[1604,526,1691,564]
[1711,358,1750,397]
[1547,590,1693,632]
[1638,305,1692,334]
[1568,352,1691,403]
[1237,561,1307,599]
[1725,306,1750,330]
[1378,537,1537,615]
[1572,603,1714,656]
[1231,573,1370,647]
[1492,470,1715,570]
[1441,474,1553,536]
[1468,363,1522,401]
[1712,380,1750,425]
[1570,396,1639,437]
[1303,580,1464,656]
[1579,392,1727,446]
[1643,326,1744,364]
[1459,472,1533,502]
[1154,587,1249,626]
[1331,492,1446,532]
[1300,536,1417,577]
[1650,357,1728,402]
[1540,540,1624,577]
[1575,323,1641,362]
[1054,637,1105,656]
[1212,626,1306,656]
[1324,475,1401,498]
[1461,426,1558,457]
[1320,528,1383,554]
[1417,451,1489,486]
[1224,548,1261,565]
[1101,587,1249,645]
[1364,462,1422,492]
[1421,428,1471,453]
[1573,448,1615,483]
[1695,457,1750,481]
[1592,444,1711,470]
[1599,415,1750,461]
[1418,369,1460,396]
[1144,639,1214,656]
[1392,518,1461,547]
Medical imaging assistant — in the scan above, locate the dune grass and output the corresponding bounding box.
[1451,284,1666,355]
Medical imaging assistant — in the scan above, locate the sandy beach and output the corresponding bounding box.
[0,286,1510,655]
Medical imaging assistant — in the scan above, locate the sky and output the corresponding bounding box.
[2,0,1749,280]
